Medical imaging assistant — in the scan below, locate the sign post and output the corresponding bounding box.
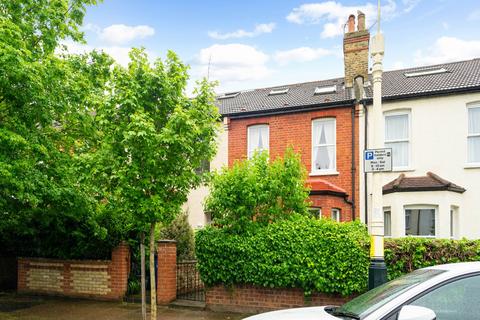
[368,0,388,290]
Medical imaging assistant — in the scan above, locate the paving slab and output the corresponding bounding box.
[0,294,250,320]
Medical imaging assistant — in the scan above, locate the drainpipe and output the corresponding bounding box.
[364,102,368,225]
[351,104,356,220]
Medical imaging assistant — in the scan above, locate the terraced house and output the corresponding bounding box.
[186,12,480,238]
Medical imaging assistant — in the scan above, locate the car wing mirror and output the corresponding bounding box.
[398,305,436,320]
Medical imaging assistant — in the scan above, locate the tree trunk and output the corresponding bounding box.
[140,233,146,320]
[149,222,157,320]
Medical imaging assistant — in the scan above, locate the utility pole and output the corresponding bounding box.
[368,0,387,290]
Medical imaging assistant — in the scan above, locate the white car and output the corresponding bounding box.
[244,262,480,320]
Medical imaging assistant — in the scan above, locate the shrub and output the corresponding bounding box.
[205,148,310,232]
[385,237,480,280]
[196,215,370,296]
[160,212,196,260]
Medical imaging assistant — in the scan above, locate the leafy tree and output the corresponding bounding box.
[0,0,121,258]
[205,149,311,232]
[93,48,220,319]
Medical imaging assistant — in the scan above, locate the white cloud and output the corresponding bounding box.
[59,40,155,67]
[208,23,276,40]
[99,24,155,45]
[286,1,402,38]
[414,37,480,66]
[194,44,271,84]
[402,0,421,13]
[274,47,332,65]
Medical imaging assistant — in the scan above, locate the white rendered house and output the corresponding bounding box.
[183,120,228,228]
[359,59,480,239]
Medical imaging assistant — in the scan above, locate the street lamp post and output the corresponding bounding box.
[368,0,388,290]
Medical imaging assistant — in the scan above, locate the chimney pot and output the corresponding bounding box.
[347,14,355,33]
[357,11,366,31]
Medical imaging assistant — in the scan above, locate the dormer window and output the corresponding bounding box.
[269,88,289,96]
[218,92,240,99]
[404,68,448,78]
[314,85,337,95]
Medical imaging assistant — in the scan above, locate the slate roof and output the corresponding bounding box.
[217,58,480,117]
[383,172,466,194]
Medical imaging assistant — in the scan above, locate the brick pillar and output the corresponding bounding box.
[110,241,130,299]
[157,240,177,305]
[17,258,27,292]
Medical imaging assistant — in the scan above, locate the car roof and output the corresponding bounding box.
[425,261,480,273]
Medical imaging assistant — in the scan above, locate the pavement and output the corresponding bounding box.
[0,293,249,320]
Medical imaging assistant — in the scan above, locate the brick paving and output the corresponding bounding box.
[0,294,249,320]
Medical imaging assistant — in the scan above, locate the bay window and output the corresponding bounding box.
[331,208,341,222]
[405,207,436,237]
[385,111,410,169]
[384,209,392,237]
[312,118,336,174]
[247,124,269,158]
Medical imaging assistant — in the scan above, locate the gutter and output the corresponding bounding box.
[362,85,480,106]
[224,99,356,119]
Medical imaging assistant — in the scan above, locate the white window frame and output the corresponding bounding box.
[404,205,437,238]
[450,206,459,239]
[308,207,322,219]
[467,103,480,166]
[247,124,269,159]
[331,208,341,222]
[384,208,392,238]
[311,118,337,175]
[384,110,411,171]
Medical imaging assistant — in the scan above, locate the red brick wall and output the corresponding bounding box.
[17,242,130,300]
[156,240,177,305]
[206,284,352,314]
[310,194,353,221]
[227,106,360,220]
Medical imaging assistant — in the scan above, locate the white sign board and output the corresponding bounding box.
[364,148,392,173]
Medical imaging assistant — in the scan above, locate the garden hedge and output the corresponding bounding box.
[197,217,480,296]
[196,216,370,296]
[384,237,480,280]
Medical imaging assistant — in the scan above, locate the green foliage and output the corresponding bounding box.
[160,212,196,260]
[91,49,221,233]
[205,149,311,232]
[385,238,480,280]
[0,0,124,259]
[196,216,370,296]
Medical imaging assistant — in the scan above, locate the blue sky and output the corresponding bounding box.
[74,0,480,93]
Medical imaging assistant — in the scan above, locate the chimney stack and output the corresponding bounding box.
[343,11,370,88]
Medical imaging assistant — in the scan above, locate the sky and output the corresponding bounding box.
[71,0,480,94]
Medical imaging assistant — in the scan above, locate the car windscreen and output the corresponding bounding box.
[336,269,445,318]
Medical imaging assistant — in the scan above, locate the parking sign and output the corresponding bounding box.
[364,148,392,172]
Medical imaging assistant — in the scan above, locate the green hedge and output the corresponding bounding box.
[384,237,480,280]
[196,216,370,296]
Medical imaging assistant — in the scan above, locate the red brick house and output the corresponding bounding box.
[216,13,369,221]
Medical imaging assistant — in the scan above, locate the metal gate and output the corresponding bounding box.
[176,260,204,301]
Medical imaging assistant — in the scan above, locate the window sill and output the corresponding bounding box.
[405,235,436,238]
[390,167,415,173]
[310,171,339,176]
[464,163,480,169]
